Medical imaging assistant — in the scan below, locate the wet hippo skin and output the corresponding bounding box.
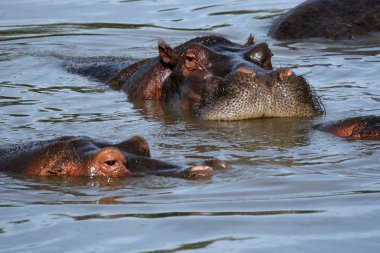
[315,115,380,139]
[269,0,380,39]
[65,35,324,120]
[0,136,215,179]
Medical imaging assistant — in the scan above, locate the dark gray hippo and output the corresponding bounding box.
[0,135,221,179]
[269,0,380,39]
[66,35,324,120]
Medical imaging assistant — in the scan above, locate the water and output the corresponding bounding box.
[1,0,380,252]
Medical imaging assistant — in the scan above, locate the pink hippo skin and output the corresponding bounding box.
[0,135,217,179]
[315,116,380,140]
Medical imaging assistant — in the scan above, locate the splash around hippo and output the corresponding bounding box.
[0,135,218,179]
[65,35,324,120]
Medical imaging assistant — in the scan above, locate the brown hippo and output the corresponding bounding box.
[0,135,216,179]
[269,0,380,40]
[315,115,380,139]
[65,35,324,120]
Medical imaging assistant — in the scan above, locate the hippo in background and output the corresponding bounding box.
[315,115,380,140]
[269,0,380,40]
[65,35,324,120]
[0,135,222,179]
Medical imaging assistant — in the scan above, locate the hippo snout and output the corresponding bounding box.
[199,68,324,120]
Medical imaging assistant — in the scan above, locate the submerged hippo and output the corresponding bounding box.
[269,0,380,40]
[0,135,217,179]
[66,35,324,120]
[315,115,380,139]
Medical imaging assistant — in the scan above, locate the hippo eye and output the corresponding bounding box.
[184,52,198,70]
[245,43,273,70]
[105,160,116,166]
[186,55,195,62]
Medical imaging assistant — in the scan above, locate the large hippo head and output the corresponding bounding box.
[0,135,214,179]
[157,35,324,120]
[70,35,324,121]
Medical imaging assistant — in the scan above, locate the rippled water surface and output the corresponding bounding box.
[1,0,380,252]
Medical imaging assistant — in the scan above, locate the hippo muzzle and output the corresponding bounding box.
[199,67,325,120]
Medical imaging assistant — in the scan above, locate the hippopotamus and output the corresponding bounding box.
[269,0,380,39]
[65,35,324,120]
[0,135,218,179]
[315,115,380,139]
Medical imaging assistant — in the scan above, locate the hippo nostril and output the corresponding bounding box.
[279,69,294,80]
[236,67,256,76]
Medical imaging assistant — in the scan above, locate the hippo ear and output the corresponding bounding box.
[158,42,177,66]
[244,34,254,46]
[115,135,151,157]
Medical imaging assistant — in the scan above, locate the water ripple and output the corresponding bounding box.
[60,209,324,221]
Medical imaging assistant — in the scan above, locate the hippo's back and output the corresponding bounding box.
[269,0,380,39]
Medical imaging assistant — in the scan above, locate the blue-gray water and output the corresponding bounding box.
[1,0,380,252]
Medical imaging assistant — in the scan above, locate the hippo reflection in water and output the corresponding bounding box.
[66,35,324,120]
[0,136,220,179]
